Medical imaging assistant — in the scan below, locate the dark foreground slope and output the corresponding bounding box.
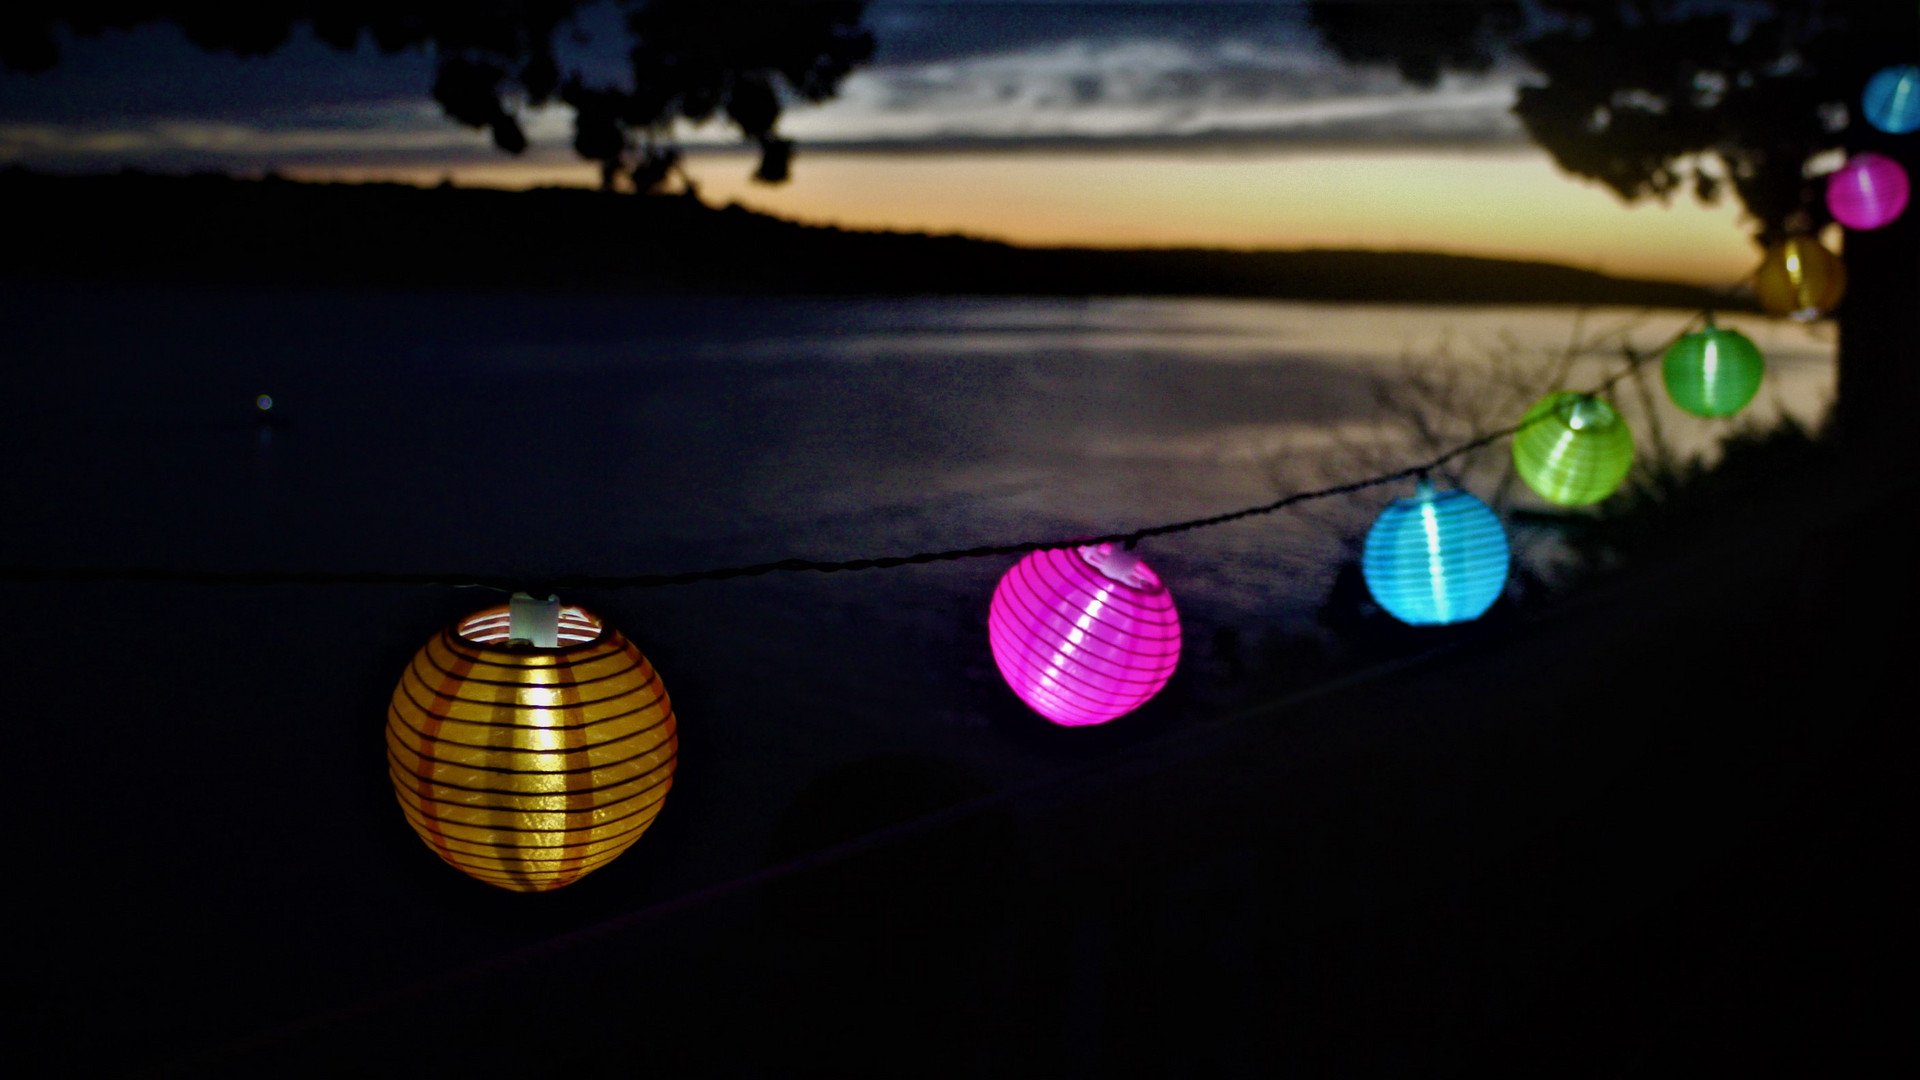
[14,446,1907,1077]
[1,168,1732,306]
[309,473,1920,1075]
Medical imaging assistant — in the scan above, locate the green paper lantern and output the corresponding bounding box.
[1662,324,1764,418]
[1512,392,1634,507]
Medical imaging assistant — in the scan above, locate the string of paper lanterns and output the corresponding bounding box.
[8,136,1895,887]
[401,301,1772,890]
[968,272,1831,728]
[1741,63,1920,332]
[1,48,1905,894]
[0,243,1838,893]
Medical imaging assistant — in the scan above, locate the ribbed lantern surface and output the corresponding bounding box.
[988,543,1181,726]
[1826,153,1910,231]
[1754,236,1845,321]
[1513,392,1634,507]
[1864,64,1920,134]
[1362,481,1510,626]
[387,604,677,892]
[1662,325,1764,418]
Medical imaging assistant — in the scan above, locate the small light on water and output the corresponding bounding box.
[256,394,274,412]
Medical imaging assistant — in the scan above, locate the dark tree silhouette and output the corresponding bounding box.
[1310,1,1920,446]
[0,1,873,192]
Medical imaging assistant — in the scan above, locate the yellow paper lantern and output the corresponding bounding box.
[386,597,677,892]
[1754,236,1845,321]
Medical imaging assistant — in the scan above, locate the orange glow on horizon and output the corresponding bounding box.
[292,148,1758,286]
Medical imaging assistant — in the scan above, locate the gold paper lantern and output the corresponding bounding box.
[1754,236,1845,321]
[386,597,677,892]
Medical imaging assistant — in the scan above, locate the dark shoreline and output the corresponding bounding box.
[2,167,1741,308]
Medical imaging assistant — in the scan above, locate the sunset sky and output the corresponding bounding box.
[0,1,1761,283]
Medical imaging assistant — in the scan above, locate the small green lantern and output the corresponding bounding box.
[1512,392,1634,507]
[1662,322,1764,418]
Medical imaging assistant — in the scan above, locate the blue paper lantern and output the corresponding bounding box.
[1863,65,1920,135]
[1361,480,1510,626]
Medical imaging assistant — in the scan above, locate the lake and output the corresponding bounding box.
[1,285,1834,602]
[0,285,1834,1070]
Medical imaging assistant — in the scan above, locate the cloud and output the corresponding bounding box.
[0,8,1530,173]
[772,37,1526,152]
[0,100,591,168]
[862,1,1319,65]
[0,118,475,165]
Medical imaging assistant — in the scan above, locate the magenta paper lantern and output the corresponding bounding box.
[987,543,1181,726]
[1826,153,1910,231]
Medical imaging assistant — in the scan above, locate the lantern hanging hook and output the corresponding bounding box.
[508,591,561,647]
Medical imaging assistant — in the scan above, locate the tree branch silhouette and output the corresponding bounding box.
[0,1,874,192]
[1306,0,1918,446]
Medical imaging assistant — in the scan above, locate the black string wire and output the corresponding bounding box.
[0,308,1716,593]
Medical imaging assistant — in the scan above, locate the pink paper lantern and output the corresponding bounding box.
[1826,153,1910,231]
[988,543,1181,726]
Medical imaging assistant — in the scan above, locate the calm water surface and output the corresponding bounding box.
[2,287,1834,605]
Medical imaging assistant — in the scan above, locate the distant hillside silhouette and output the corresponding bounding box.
[1,168,1735,307]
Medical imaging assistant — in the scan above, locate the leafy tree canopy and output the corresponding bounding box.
[1310,1,1915,239]
[0,1,875,191]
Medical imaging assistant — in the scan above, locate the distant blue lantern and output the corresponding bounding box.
[1361,480,1510,626]
[1863,65,1920,135]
